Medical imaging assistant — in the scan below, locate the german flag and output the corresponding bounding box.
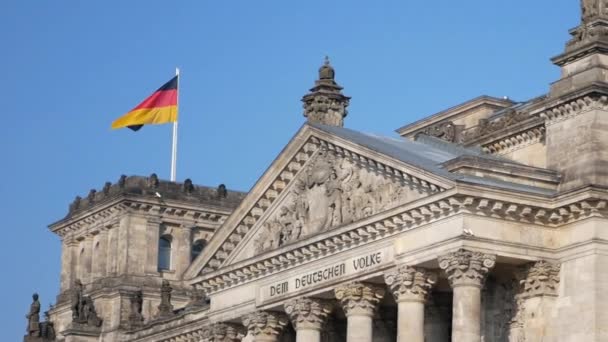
[111,76,178,131]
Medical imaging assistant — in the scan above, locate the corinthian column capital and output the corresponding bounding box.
[284,298,333,330]
[384,265,437,303]
[438,249,496,288]
[334,282,385,317]
[519,260,561,298]
[203,322,245,342]
[242,311,288,338]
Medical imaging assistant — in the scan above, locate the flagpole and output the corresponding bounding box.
[171,68,179,182]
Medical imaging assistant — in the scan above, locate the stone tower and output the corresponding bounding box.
[302,57,351,127]
[45,175,245,341]
[544,0,608,191]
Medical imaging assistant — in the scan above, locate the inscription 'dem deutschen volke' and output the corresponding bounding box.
[259,246,393,303]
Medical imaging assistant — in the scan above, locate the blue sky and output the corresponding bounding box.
[0,1,576,339]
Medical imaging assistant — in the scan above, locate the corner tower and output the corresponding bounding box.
[302,57,351,127]
[543,0,608,191]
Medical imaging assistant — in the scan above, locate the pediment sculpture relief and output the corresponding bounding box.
[254,148,423,253]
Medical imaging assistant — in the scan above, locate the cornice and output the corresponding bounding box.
[188,187,608,293]
[540,93,608,125]
[126,314,211,342]
[50,196,233,238]
[191,129,448,277]
[481,126,545,155]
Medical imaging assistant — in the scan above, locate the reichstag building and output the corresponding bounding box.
[24,1,608,341]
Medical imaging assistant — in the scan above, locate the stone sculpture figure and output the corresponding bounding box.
[82,296,102,327]
[70,280,84,322]
[128,290,144,327]
[70,279,102,327]
[217,184,228,198]
[26,293,41,336]
[255,147,416,253]
[157,280,174,318]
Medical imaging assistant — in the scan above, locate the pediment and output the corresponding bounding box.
[184,124,454,280]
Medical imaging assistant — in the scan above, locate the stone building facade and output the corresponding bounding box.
[24,1,608,341]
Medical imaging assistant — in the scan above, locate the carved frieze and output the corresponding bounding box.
[438,249,496,287]
[461,109,529,142]
[242,311,288,338]
[334,282,385,316]
[253,147,423,253]
[284,298,333,330]
[384,265,437,302]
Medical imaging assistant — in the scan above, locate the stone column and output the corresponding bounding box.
[284,298,333,342]
[243,311,288,342]
[438,249,496,342]
[203,322,246,342]
[384,265,437,342]
[335,282,385,342]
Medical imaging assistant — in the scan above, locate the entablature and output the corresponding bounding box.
[187,185,608,295]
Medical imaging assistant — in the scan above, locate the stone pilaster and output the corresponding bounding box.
[145,218,161,275]
[439,249,496,342]
[203,322,246,342]
[516,261,561,342]
[91,229,108,281]
[61,238,79,291]
[335,282,385,342]
[80,235,94,284]
[284,298,333,342]
[384,266,436,342]
[242,311,288,342]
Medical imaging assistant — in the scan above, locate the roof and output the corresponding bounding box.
[310,123,556,196]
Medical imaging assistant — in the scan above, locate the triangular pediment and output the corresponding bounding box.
[184,124,454,280]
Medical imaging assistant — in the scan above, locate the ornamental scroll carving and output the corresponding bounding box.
[438,249,496,287]
[384,266,437,302]
[242,311,288,337]
[284,298,333,330]
[334,282,385,316]
[519,261,560,298]
[254,148,421,253]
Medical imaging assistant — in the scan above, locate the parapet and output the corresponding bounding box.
[62,174,247,220]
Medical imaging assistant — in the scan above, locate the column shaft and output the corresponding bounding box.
[452,286,481,342]
[296,328,320,342]
[397,300,425,342]
[346,314,373,342]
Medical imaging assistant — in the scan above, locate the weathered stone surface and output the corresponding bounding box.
[302,57,350,127]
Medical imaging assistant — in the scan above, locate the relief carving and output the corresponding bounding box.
[416,121,456,142]
[254,148,417,253]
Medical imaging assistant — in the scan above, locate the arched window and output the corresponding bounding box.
[191,239,207,262]
[158,235,172,271]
